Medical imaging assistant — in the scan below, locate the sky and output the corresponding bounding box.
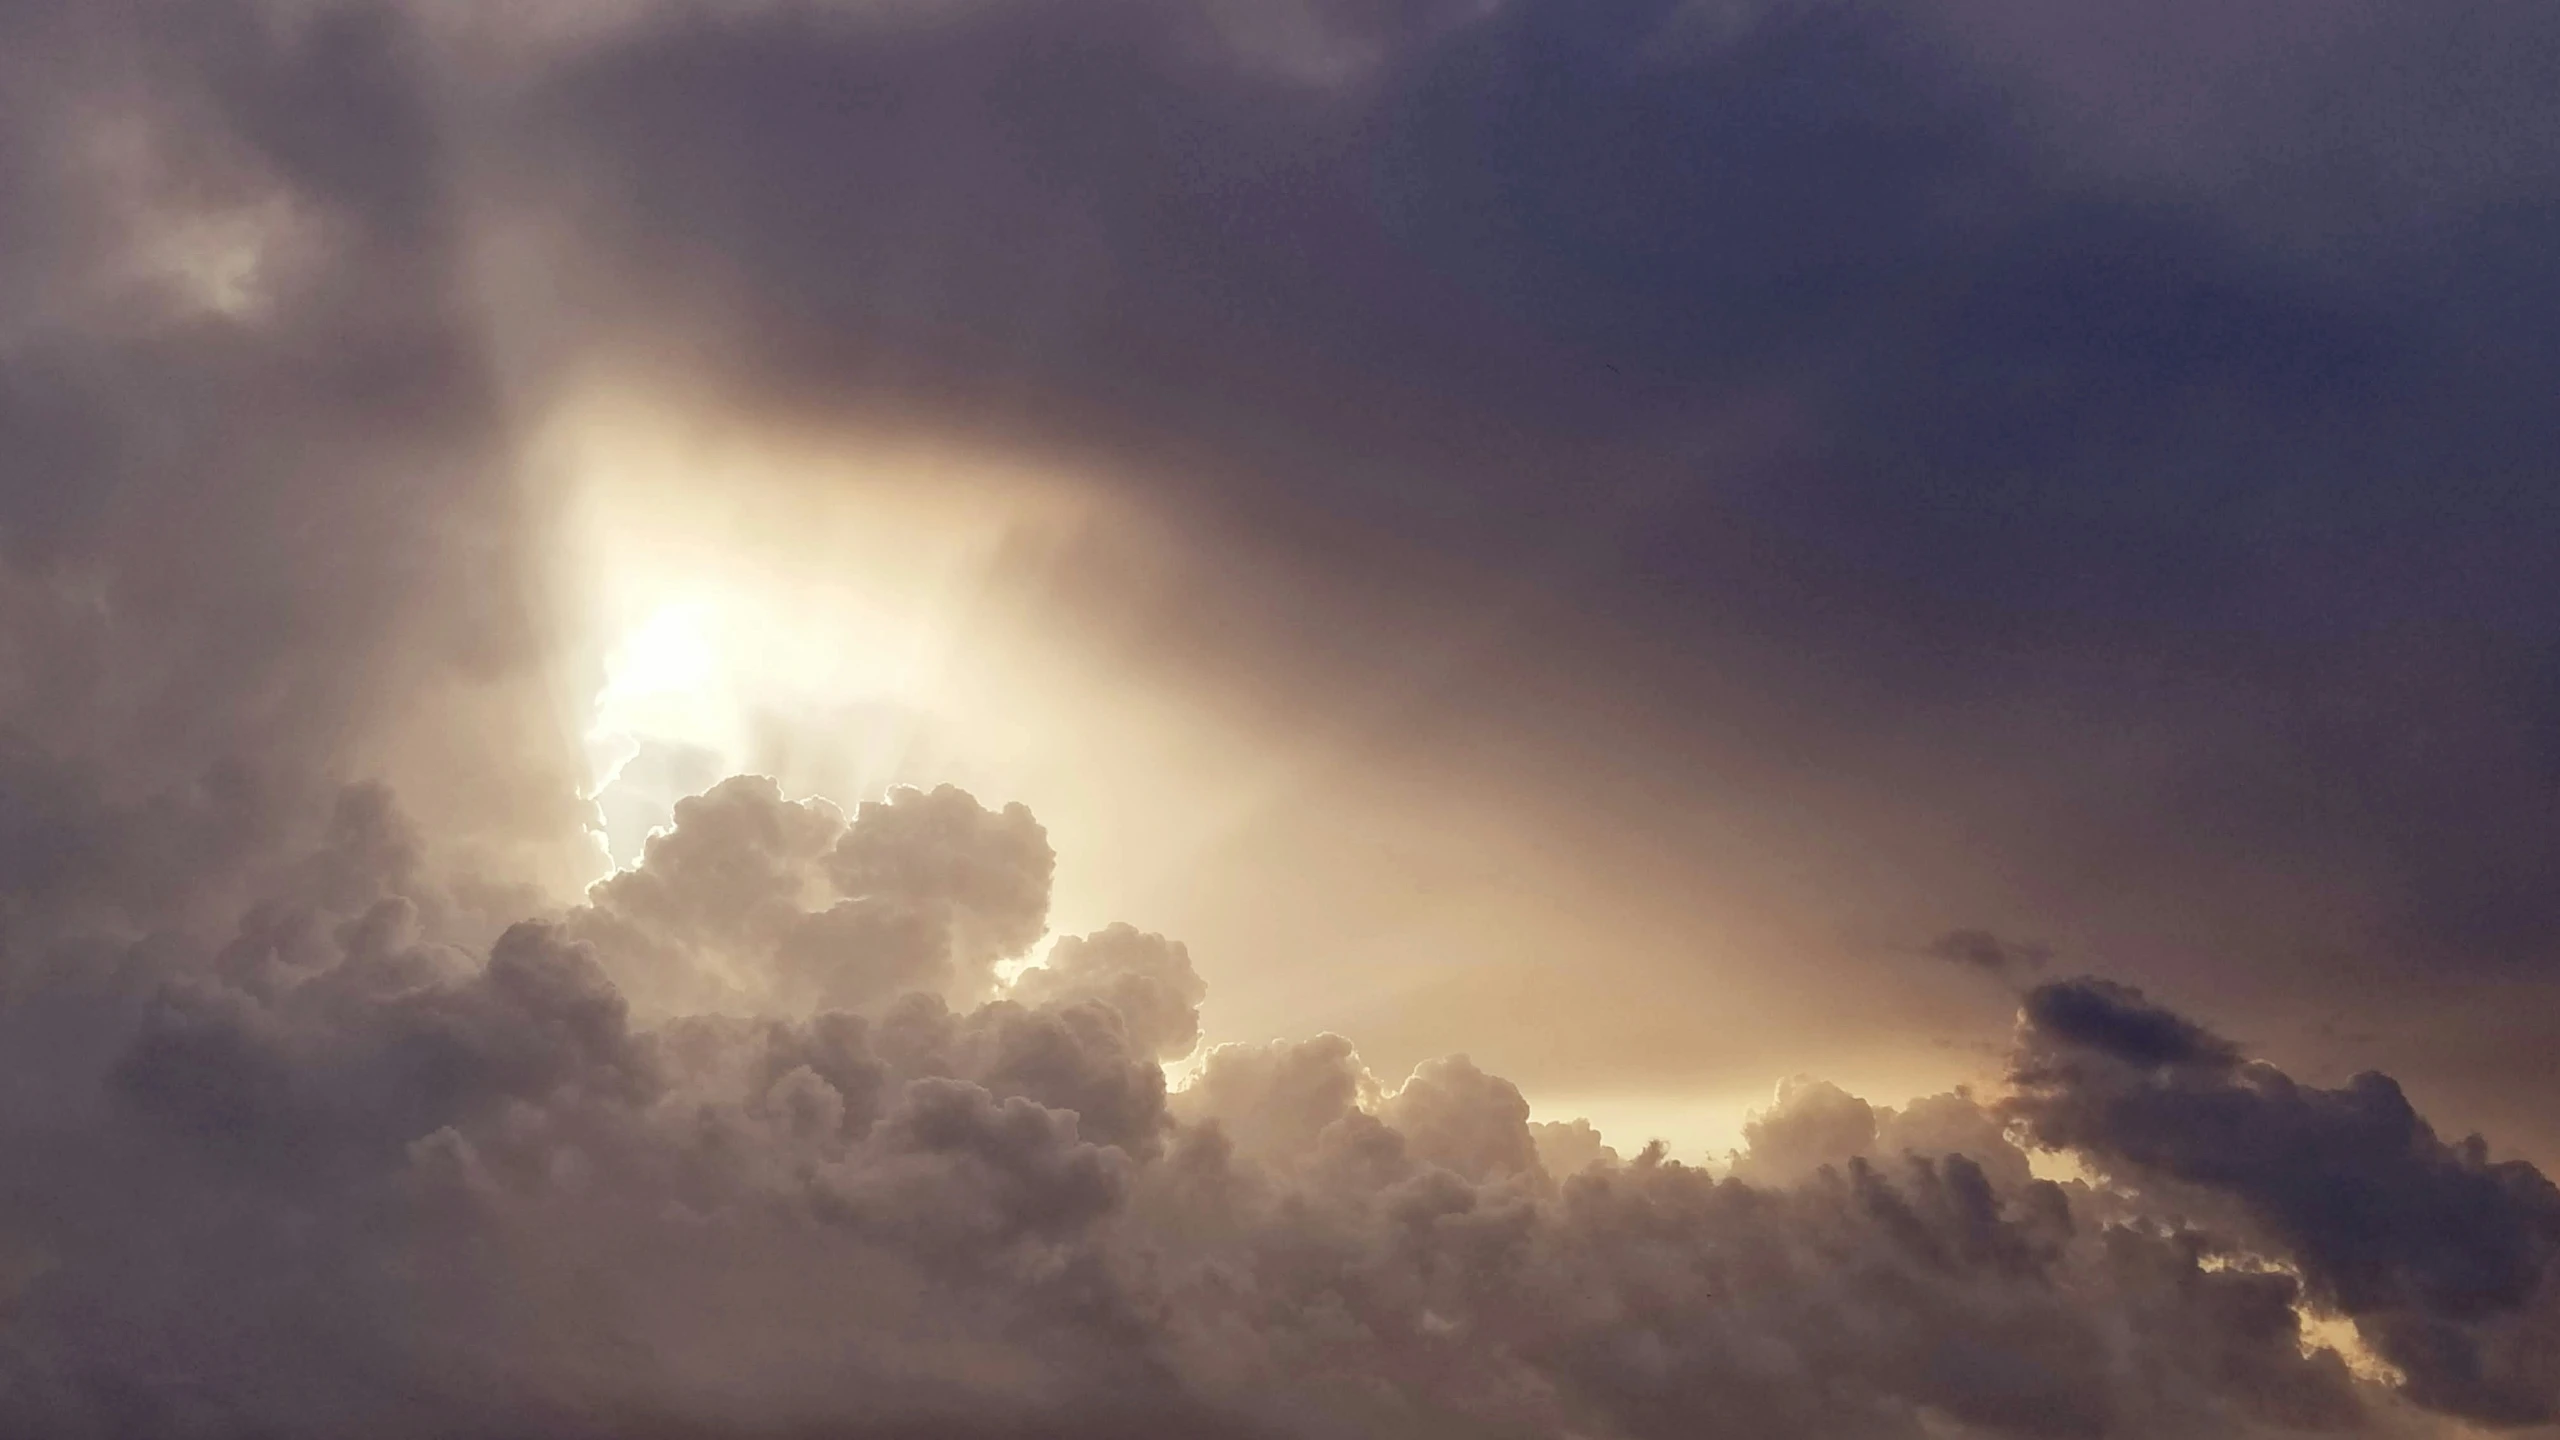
[3,1,2560,1436]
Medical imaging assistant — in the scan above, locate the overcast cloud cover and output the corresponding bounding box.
[5,0,2560,1435]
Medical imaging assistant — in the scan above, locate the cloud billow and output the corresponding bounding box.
[2009,978,2560,1425]
[0,765,2550,1438]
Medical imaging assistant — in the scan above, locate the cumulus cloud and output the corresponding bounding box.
[569,776,1055,1017]
[1011,922,1208,1061]
[4,756,2552,1437]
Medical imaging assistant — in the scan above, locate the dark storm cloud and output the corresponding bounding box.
[478,0,2560,1181]
[487,0,2560,1015]
[2011,978,2560,1424]
[2016,976,2236,1069]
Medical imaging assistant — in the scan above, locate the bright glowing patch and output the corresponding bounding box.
[2296,1308,2407,1388]
[538,386,1109,879]
[602,601,718,707]
[2195,1254,2409,1387]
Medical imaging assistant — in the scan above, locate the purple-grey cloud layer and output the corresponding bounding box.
[6,1,2560,1434]
[6,763,2557,1437]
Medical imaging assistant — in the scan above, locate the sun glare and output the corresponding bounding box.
[580,578,955,800]
[602,601,717,704]
[539,387,1111,877]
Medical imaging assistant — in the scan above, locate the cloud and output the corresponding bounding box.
[825,784,1056,973]
[0,0,590,908]
[4,761,2551,1437]
[4,0,2560,1435]
[11,0,2560,1140]
[1924,929,2055,981]
[493,0,2560,1004]
[1529,1117,1619,1177]
[569,776,1055,1017]
[1011,922,1209,1061]
[2009,977,2560,1424]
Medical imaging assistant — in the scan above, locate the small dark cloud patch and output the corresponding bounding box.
[2016,976,2240,1070]
[1923,927,2053,980]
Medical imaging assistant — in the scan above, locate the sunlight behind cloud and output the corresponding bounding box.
[538,386,1086,872]
[520,386,1987,1191]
